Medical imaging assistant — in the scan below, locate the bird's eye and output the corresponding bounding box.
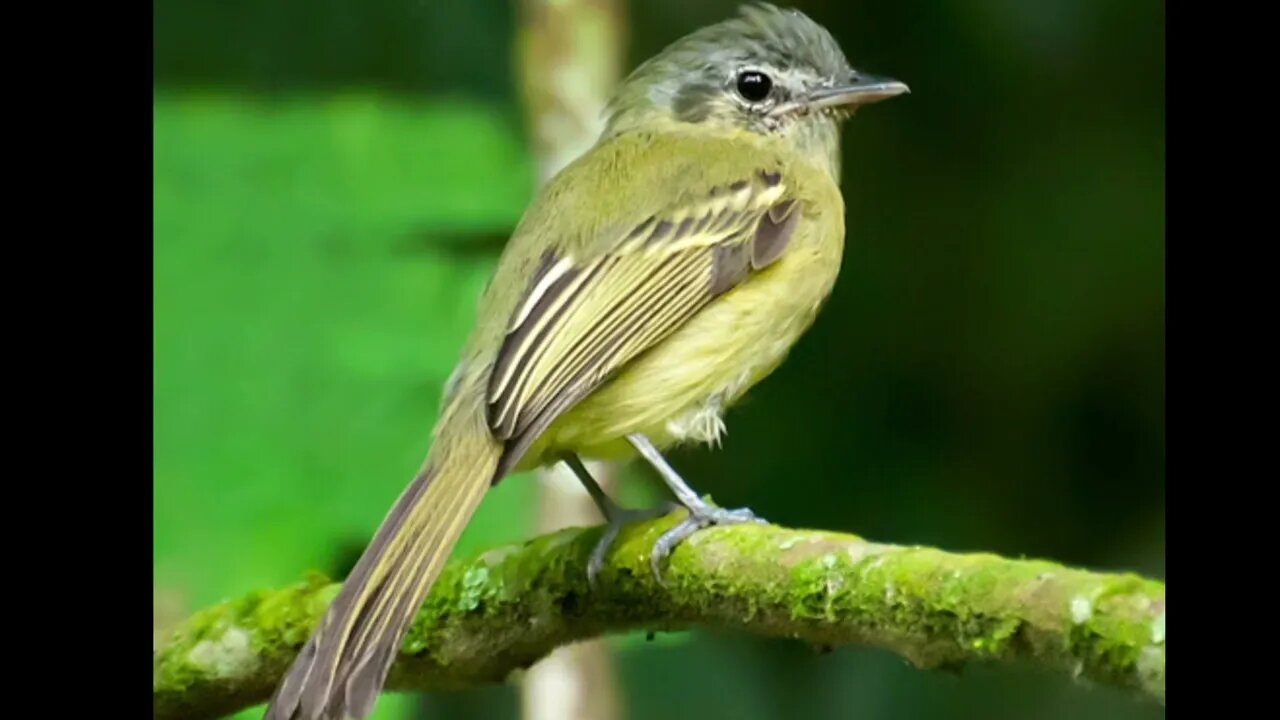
[735,70,773,103]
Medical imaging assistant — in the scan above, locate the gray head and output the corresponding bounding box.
[604,3,907,165]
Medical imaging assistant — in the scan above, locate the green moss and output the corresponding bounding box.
[969,616,1024,657]
[1041,572,1164,700]
[155,606,218,693]
[458,566,491,612]
[787,552,844,621]
[156,518,1165,718]
[247,574,334,655]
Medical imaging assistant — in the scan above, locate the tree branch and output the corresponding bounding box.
[153,514,1166,720]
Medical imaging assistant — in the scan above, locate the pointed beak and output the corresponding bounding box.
[806,73,910,109]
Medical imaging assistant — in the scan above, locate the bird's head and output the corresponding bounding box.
[604,3,908,173]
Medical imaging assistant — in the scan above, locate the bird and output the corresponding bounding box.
[263,4,908,718]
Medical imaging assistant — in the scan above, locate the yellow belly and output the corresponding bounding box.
[515,203,844,470]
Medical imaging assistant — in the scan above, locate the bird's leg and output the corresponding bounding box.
[562,453,677,586]
[625,433,767,584]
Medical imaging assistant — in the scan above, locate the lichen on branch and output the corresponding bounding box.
[153,514,1166,720]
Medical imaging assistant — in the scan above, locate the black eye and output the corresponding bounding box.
[736,70,773,103]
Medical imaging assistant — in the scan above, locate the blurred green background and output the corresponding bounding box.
[153,1,1164,719]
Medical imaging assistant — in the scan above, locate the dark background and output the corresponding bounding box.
[153,1,1164,718]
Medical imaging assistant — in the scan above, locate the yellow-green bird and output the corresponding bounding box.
[265,4,907,718]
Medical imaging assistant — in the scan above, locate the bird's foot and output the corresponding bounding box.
[650,498,767,585]
[588,502,680,586]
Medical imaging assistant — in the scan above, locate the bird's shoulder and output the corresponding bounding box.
[521,129,819,254]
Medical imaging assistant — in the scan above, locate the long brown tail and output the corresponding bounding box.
[264,430,502,720]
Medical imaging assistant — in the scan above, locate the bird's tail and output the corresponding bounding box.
[264,427,503,720]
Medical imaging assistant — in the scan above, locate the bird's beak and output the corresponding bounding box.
[806,73,910,109]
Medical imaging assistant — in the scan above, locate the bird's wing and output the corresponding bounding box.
[486,167,802,472]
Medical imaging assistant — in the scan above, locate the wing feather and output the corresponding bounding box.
[486,169,798,471]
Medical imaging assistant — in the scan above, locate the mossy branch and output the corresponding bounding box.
[153,514,1166,720]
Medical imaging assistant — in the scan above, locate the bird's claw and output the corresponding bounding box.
[650,503,767,586]
[587,502,680,586]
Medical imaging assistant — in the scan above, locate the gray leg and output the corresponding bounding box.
[562,454,676,585]
[625,433,767,583]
